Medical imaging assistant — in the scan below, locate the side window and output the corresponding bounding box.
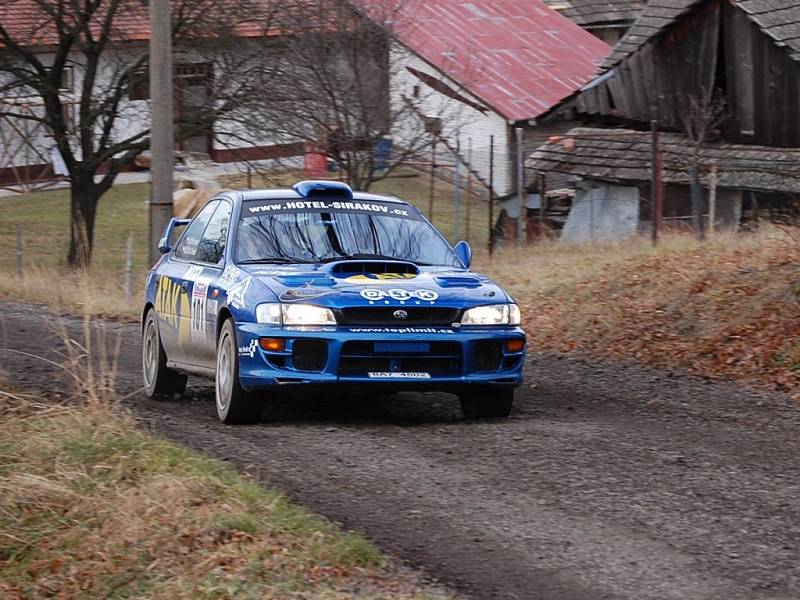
[196,201,232,265]
[174,201,218,261]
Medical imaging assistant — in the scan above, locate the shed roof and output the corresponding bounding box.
[527,127,800,193]
[604,0,800,68]
[542,0,643,28]
[384,0,611,122]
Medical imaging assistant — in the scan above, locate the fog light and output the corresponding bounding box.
[505,339,525,353]
[259,337,285,352]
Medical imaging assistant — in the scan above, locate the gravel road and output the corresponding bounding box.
[2,300,799,600]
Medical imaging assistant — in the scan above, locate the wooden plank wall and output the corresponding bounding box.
[577,0,800,147]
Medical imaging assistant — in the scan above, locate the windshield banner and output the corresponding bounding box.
[243,199,421,220]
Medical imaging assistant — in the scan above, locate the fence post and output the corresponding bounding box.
[124,232,134,302]
[15,224,23,278]
[429,141,437,222]
[515,127,525,247]
[466,138,472,242]
[453,138,461,241]
[708,160,718,238]
[488,135,494,258]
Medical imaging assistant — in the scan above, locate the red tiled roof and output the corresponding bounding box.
[0,0,279,49]
[378,0,611,121]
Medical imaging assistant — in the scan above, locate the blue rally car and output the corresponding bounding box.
[142,180,525,423]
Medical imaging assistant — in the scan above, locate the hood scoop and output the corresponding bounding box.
[330,260,419,278]
[435,275,481,288]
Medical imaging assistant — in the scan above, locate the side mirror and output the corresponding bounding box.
[158,218,191,254]
[453,240,472,268]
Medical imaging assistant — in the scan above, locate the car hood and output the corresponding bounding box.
[238,261,511,308]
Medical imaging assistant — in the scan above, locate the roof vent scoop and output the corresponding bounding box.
[293,180,353,200]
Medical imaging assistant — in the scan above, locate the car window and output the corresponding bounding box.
[174,201,218,261]
[196,200,232,265]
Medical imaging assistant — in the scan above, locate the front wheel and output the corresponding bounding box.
[142,309,188,398]
[216,319,264,424]
[459,388,514,419]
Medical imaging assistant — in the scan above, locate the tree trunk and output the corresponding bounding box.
[67,177,100,268]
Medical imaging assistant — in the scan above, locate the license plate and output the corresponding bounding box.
[367,372,431,379]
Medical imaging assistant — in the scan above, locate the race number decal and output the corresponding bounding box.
[191,279,210,340]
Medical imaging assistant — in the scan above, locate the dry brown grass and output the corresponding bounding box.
[476,227,800,396]
[0,266,142,321]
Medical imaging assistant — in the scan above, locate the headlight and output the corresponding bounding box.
[255,303,336,326]
[282,303,336,326]
[256,303,281,324]
[461,303,521,326]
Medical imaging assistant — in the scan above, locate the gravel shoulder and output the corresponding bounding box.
[2,300,799,600]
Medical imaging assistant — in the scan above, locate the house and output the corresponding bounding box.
[0,0,609,197]
[385,0,610,196]
[527,0,800,240]
[541,0,644,45]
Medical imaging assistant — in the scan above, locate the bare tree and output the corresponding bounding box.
[237,0,466,191]
[680,89,728,239]
[0,0,278,267]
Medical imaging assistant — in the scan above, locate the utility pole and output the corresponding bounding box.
[148,0,174,266]
[515,126,525,247]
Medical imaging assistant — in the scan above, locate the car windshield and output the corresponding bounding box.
[236,198,461,267]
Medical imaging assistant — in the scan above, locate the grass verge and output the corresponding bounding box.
[476,227,800,397]
[0,393,444,599]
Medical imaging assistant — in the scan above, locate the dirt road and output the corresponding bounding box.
[2,300,799,600]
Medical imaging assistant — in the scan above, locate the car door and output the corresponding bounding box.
[181,199,233,367]
[157,200,219,364]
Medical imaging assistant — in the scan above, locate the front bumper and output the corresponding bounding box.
[235,323,525,392]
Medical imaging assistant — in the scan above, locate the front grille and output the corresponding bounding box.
[338,306,460,326]
[338,341,462,377]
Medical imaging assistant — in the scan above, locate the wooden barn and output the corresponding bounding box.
[527,0,800,239]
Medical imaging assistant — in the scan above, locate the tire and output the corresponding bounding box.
[459,387,514,419]
[142,309,188,398]
[215,318,264,424]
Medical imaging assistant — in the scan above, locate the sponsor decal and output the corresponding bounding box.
[244,199,419,219]
[190,278,211,341]
[367,372,431,379]
[238,339,258,358]
[220,266,240,285]
[344,273,417,283]
[227,276,251,309]
[154,275,189,331]
[347,327,455,334]
[184,265,204,279]
[182,238,199,257]
[393,309,408,320]
[359,288,439,304]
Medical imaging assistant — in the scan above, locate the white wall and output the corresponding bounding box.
[389,45,511,195]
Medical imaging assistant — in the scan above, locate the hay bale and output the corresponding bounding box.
[172,180,222,218]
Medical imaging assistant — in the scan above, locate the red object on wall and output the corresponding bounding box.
[303,144,328,179]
